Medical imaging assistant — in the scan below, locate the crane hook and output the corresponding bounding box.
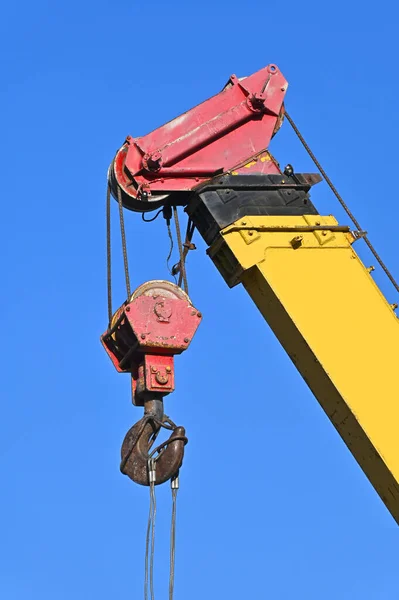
[120,398,188,486]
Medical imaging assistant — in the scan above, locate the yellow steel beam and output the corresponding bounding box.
[208,214,399,524]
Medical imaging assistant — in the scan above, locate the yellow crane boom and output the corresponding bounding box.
[209,213,399,523]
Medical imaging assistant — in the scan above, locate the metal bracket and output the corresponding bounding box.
[238,218,261,244]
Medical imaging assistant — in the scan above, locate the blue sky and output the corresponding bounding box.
[1,1,399,598]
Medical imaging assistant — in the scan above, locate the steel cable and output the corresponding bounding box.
[106,182,112,324]
[169,478,178,600]
[150,481,156,600]
[166,220,176,282]
[178,219,195,289]
[173,207,189,295]
[145,460,157,600]
[144,484,153,600]
[117,186,131,299]
[285,110,399,295]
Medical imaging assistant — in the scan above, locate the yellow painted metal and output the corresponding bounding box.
[209,214,399,524]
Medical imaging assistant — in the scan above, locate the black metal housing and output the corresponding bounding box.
[187,173,322,245]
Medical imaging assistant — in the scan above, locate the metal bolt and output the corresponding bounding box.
[315,221,321,226]
[248,231,254,236]
[184,337,190,343]
[125,306,130,312]
[155,371,168,385]
[141,334,146,340]
[191,310,196,316]
[152,151,161,161]
[197,312,202,318]
[322,231,327,237]
[241,221,247,226]
[151,366,157,373]
[166,366,172,373]
[291,235,303,249]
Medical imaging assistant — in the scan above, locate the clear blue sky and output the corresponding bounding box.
[1,1,399,598]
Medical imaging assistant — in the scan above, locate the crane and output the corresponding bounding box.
[101,63,399,530]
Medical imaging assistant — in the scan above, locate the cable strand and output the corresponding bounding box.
[178,218,195,289]
[166,220,176,282]
[150,478,156,600]
[284,110,399,295]
[144,483,153,600]
[117,186,131,299]
[173,207,189,294]
[169,486,178,600]
[106,182,112,324]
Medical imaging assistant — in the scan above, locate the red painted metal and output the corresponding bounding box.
[144,355,175,394]
[112,63,286,210]
[125,295,200,353]
[101,281,201,404]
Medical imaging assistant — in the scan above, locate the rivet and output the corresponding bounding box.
[141,333,146,340]
[184,337,190,343]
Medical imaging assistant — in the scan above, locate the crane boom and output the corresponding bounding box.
[106,63,399,524]
[208,213,399,523]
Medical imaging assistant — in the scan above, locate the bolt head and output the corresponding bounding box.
[141,333,146,340]
[184,337,190,343]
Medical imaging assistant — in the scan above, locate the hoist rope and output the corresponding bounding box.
[116,186,131,299]
[178,219,195,290]
[166,220,176,282]
[144,483,153,600]
[145,459,157,600]
[285,110,399,295]
[106,182,113,325]
[173,207,189,295]
[169,479,178,600]
[144,463,180,600]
